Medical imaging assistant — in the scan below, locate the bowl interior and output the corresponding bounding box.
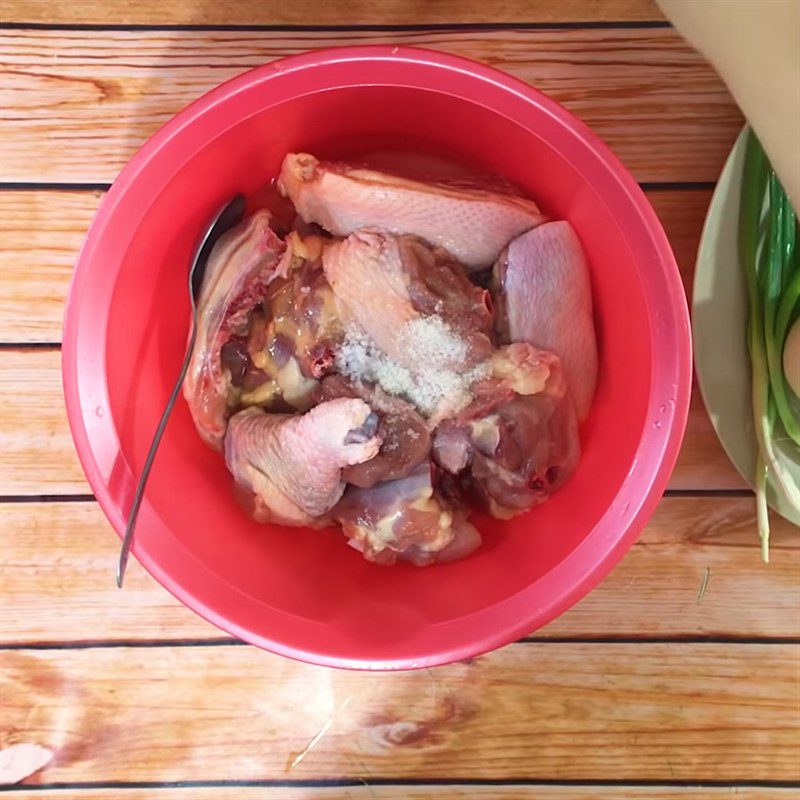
[79,68,660,665]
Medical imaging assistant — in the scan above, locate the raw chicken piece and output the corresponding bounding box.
[484,341,563,398]
[462,394,578,518]
[334,464,482,565]
[323,229,492,369]
[320,375,431,489]
[225,400,381,527]
[183,210,290,450]
[226,233,343,413]
[433,342,580,518]
[406,243,494,347]
[323,229,416,361]
[279,153,546,270]
[494,221,597,421]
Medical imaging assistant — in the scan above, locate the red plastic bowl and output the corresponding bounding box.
[63,46,691,669]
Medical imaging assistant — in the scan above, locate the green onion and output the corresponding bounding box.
[739,130,800,561]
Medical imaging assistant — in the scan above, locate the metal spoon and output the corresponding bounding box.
[116,193,246,588]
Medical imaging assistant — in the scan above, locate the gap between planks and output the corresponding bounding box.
[2,637,799,651]
[2,779,799,790]
[0,182,717,191]
[0,490,760,502]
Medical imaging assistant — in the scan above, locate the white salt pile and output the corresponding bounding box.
[336,317,488,417]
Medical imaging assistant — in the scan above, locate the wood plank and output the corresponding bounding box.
[0,190,744,493]
[0,187,745,486]
[5,788,796,800]
[2,496,797,645]
[3,189,744,482]
[646,188,712,296]
[0,188,712,343]
[672,381,746,491]
[0,191,102,343]
[0,28,742,184]
[0,350,88,495]
[2,643,797,782]
[0,356,743,498]
[642,190,747,490]
[0,0,665,26]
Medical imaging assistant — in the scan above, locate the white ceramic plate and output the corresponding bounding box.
[693,126,800,526]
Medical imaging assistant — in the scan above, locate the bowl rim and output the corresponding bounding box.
[63,44,692,669]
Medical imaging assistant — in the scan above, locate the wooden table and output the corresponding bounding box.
[1,1,798,796]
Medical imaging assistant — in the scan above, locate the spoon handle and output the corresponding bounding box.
[116,323,198,587]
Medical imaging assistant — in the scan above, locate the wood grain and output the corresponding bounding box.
[0,190,745,492]
[2,643,798,782]
[1,495,797,645]
[0,8,787,796]
[0,188,710,343]
[673,381,746,491]
[646,188,712,294]
[0,350,88,495]
[0,27,742,184]
[0,351,743,496]
[0,0,665,26]
[0,186,746,488]
[5,789,796,800]
[0,190,745,484]
[0,191,102,343]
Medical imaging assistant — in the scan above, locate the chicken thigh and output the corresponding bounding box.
[433,342,580,518]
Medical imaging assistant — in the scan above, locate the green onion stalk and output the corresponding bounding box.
[739,130,800,561]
